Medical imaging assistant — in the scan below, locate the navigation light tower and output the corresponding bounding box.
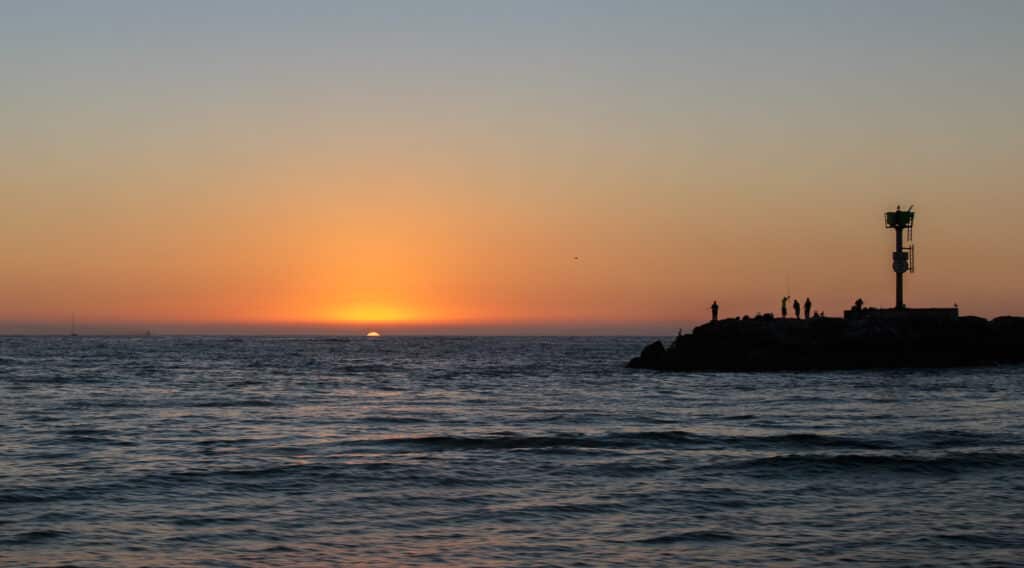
[884,206,915,309]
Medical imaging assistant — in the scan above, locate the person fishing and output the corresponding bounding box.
[781,296,789,319]
[793,298,801,320]
[711,301,719,322]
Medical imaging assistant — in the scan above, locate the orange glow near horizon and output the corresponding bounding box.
[4,165,1023,334]
[332,304,416,324]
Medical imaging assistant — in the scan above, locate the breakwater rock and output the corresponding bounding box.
[629,312,1024,371]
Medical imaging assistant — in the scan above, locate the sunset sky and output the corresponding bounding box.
[2,1,1022,334]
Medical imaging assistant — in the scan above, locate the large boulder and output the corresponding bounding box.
[627,340,667,369]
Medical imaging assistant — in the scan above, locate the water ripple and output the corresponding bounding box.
[1,336,1022,566]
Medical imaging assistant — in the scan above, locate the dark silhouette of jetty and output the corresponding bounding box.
[629,311,1024,371]
[629,207,1024,371]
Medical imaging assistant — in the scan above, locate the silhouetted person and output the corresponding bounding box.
[804,298,812,320]
[781,296,789,319]
[854,298,864,311]
[711,301,719,322]
[793,299,801,320]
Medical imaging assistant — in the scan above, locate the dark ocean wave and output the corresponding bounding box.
[910,429,1016,449]
[638,530,737,544]
[497,501,626,519]
[0,529,69,546]
[334,364,399,374]
[723,432,896,450]
[937,532,1023,547]
[192,399,279,408]
[354,430,906,452]
[357,431,698,451]
[0,489,60,505]
[360,415,431,424]
[122,462,503,493]
[727,451,1024,475]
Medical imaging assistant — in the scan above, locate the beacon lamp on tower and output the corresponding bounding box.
[884,206,915,309]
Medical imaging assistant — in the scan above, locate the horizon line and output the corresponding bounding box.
[0,319,698,337]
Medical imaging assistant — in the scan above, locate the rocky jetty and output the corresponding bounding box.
[629,311,1024,371]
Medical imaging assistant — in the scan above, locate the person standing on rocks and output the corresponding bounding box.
[793,298,801,320]
[711,301,719,322]
[781,296,789,319]
[804,298,812,320]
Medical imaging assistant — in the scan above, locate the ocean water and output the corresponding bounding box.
[2,336,1023,567]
